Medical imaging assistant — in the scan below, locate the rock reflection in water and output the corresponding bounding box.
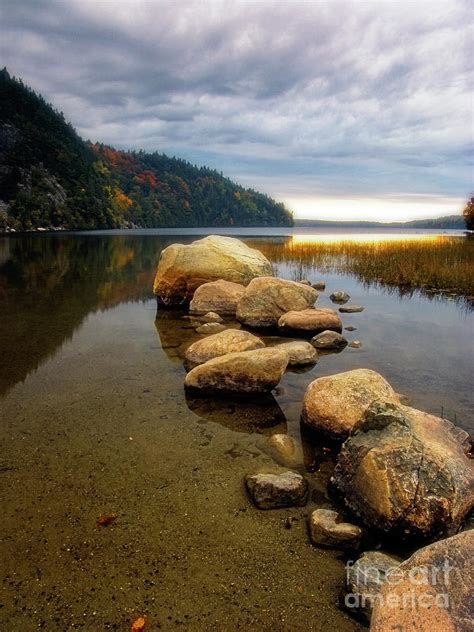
[185,391,287,435]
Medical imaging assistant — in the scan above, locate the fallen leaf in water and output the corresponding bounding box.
[131,615,147,631]
[96,513,117,527]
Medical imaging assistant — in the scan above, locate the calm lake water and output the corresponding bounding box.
[0,228,472,631]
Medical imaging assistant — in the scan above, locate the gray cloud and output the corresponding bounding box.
[0,0,472,218]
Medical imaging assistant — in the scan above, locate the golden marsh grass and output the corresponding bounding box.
[247,235,474,298]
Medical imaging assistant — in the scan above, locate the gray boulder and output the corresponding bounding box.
[344,551,401,622]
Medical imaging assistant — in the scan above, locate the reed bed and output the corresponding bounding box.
[247,236,474,298]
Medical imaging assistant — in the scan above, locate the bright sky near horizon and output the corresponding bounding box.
[0,0,472,221]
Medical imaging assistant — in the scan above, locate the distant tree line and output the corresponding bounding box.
[0,68,293,230]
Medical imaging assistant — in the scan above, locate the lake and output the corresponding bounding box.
[0,228,472,631]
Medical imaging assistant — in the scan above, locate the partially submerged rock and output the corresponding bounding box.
[312,281,326,291]
[274,340,318,366]
[349,340,362,348]
[311,330,348,350]
[339,305,365,313]
[308,508,363,550]
[370,530,474,632]
[330,291,350,303]
[153,235,272,305]
[245,471,308,509]
[301,369,400,439]
[185,329,265,367]
[236,277,318,328]
[265,434,305,468]
[189,279,246,315]
[332,399,474,540]
[195,322,227,335]
[184,347,289,395]
[278,308,342,336]
[200,311,223,323]
[344,551,401,622]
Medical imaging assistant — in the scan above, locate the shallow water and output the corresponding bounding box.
[0,230,472,630]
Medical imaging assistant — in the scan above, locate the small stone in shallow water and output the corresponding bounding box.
[311,330,347,350]
[308,508,363,550]
[330,291,350,303]
[339,305,365,313]
[200,311,223,323]
[245,471,308,509]
[312,281,326,291]
[349,340,362,348]
[344,325,357,331]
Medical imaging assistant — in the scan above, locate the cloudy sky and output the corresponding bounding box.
[1,0,472,220]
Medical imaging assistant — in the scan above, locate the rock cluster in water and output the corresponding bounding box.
[153,235,474,630]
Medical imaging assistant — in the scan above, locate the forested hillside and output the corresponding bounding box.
[0,69,293,230]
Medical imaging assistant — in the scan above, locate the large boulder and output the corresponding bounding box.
[274,340,318,366]
[189,279,246,315]
[236,277,318,328]
[184,329,265,367]
[308,508,363,550]
[245,471,308,509]
[301,369,400,439]
[331,400,474,540]
[278,308,342,336]
[153,236,272,305]
[184,347,289,395]
[370,530,474,632]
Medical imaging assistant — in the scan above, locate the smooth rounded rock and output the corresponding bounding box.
[308,508,363,550]
[339,305,365,313]
[245,471,308,509]
[185,329,265,367]
[330,291,350,303]
[312,281,326,291]
[278,308,342,336]
[153,235,272,305]
[266,434,305,468]
[189,279,246,315]
[301,369,400,439]
[311,330,348,350]
[274,340,318,366]
[200,311,223,323]
[184,347,289,395]
[236,277,318,328]
[195,322,227,335]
